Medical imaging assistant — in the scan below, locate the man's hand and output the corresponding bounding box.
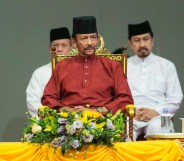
[134,107,159,122]
[97,106,109,116]
[57,106,109,116]
[74,106,97,112]
[57,106,75,112]
[57,106,96,113]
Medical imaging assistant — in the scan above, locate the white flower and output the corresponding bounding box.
[106,119,115,131]
[74,114,80,119]
[71,140,80,149]
[32,123,42,134]
[66,124,76,135]
[73,120,83,129]
[83,134,94,143]
[89,122,96,128]
[24,133,33,141]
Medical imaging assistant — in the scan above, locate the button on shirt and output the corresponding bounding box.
[140,62,147,90]
[83,57,89,87]
[127,53,183,115]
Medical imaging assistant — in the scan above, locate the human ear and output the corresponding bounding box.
[71,38,77,48]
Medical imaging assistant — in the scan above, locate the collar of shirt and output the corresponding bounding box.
[134,53,154,63]
[76,54,96,63]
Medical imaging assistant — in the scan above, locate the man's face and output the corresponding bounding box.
[129,33,154,58]
[72,33,99,57]
[50,39,71,55]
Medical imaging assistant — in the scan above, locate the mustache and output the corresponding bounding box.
[138,47,148,52]
[84,46,95,50]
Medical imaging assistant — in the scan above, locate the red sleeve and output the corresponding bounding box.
[105,64,134,114]
[41,66,63,109]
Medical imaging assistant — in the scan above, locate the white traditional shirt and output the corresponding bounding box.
[127,53,183,117]
[26,63,52,117]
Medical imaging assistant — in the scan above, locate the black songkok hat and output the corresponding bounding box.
[128,20,153,39]
[50,27,70,42]
[72,16,97,36]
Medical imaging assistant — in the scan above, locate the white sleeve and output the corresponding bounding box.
[156,63,183,116]
[26,70,43,117]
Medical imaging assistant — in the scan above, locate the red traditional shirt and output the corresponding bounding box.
[42,54,133,114]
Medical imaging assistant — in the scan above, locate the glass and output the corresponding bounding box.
[161,108,172,133]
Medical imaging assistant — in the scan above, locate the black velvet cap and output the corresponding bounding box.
[72,16,97,36]
[128,20,153,39]
[50,27,70,42]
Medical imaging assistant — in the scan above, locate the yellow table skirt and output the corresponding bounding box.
[0,140,184,161]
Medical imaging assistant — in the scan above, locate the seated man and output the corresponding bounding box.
[41,16,133,116]
[127,20,183,140]
[26,27,71,117]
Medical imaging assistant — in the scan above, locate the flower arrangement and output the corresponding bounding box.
[22,106,126,157]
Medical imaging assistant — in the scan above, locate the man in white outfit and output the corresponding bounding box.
[127,20,183,140]
[26,27,71,117]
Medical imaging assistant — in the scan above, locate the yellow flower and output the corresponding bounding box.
[80,110,102,124]
[38,105,48,112]
[44,125,52,132]
[38,106,49,118]
[59,112,69,118]
[81,112,88,123]
[49,116,54,121]
[96,122,106,129]
[91,111,102,119]
[82,110,102,119]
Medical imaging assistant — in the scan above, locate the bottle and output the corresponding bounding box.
[161,108,172,133]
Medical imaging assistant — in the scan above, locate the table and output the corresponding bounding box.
[0,140,184,161]
[145,133,184,147]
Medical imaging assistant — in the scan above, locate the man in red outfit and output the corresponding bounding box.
[41,16,133,116]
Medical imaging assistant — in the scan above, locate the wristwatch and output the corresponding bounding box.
[96,107,103,113]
